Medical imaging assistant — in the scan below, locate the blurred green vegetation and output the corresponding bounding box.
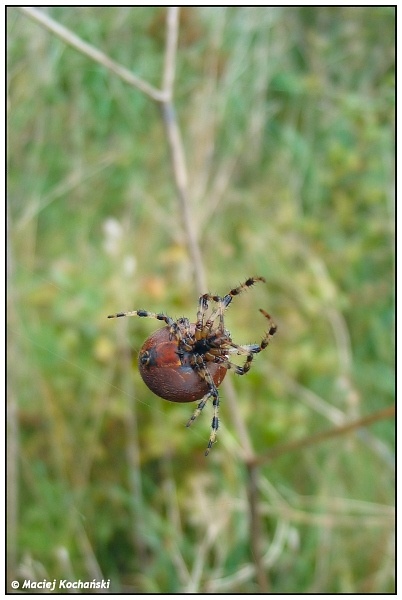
[8,6,394,594]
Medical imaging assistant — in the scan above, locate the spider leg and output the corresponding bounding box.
[211,309,277,376]
[195,294,227,337]
[227,308,277,354]
[186,360,221,456]
[207,393,220,456]
[195,294,210,340]
[212,353,255,376]
[221,276,266,310]
[258,309,278,348]
[199,277,267,336]
[195,277,266,340]
[205,297,226,334]
[170,317,192,345]
[186,392,209,426]
[107,309,175,328]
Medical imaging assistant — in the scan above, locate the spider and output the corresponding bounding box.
[108,276,277,455]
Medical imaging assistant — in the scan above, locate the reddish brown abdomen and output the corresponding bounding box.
[138,326,227,403]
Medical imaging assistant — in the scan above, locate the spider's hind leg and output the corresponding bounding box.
[186,362,221,456]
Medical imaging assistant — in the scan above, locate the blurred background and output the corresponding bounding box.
[7,6,394,594]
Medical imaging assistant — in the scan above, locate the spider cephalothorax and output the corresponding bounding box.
[108,276,277,455]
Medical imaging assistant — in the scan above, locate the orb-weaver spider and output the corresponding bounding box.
[108,276,277,455]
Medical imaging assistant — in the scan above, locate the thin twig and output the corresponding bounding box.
[161,101,207,294]
[222,377,254,460]
[246,464,270,592]
[160,8,207,293]
[19,7,167,102]
[19,6,207,292]
[250,404,395,468]
[162,6,179,100]
[159,11,266,591]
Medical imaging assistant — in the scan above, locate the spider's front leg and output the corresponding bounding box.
[107,309,175,328]
[201,276,267,336]
[186,361,221,456]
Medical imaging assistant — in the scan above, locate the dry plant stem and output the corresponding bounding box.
[19,7,166,101]
[159,10,268,590]
[162,7,179,99]
[160,102,207,294]
[158,12,270,591]
[76,522,105,582]
[18,7,207,294]
[160,8,207,294]
[247,464,270,592]
[223,377,254,460]
[250,404,395,468]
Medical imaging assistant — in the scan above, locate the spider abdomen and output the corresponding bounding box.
[138,326,227,403]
